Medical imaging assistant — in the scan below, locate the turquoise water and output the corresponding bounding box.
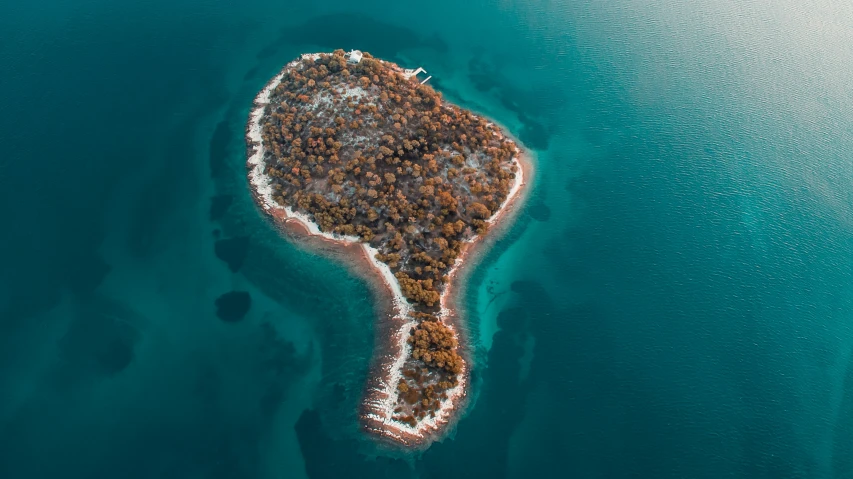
[2,1,853,477]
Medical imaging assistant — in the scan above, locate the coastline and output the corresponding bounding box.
[442,147,534,336]
[246,53,532,447]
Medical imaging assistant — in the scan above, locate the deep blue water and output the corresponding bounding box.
[2,1,853,478]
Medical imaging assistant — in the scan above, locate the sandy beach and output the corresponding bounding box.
[246,52,532,447]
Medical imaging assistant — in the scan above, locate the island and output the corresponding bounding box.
[246,50,530,447]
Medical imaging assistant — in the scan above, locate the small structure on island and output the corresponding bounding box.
[347,50,363,64]
[420,75,432,85]
[402,66,426,80]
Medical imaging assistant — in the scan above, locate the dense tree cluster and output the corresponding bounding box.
[408,320,463,374]
[386,314,464,424]
[258,50,520,428]
[393,362,458,424]
[260,49,518,308]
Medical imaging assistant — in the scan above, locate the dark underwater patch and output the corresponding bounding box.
[210,194,233,221]
[214,236,250,272]
[467,56,552,150]
[209,119,233,179]
[1,275,63,327]
[527,198,552,222]
[215,291,251,322]
[496,306,528,333]
[64,251,112,296]
[516,114,550,150]
[260,386,284,417]
[58,303,140,379]
[256,42,281,60]
[332,382,347,404]
[243,65,259,81]
[510,280,552,306]
[295,409,414,478]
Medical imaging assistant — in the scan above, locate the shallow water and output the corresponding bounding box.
[2,1,852,478]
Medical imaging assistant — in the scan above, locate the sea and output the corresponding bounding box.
[1,1,852,477]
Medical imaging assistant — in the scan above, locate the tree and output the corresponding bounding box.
[468,202,491,219]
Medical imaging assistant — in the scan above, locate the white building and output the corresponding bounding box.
[402,67,426,80]
[347,50,363,64]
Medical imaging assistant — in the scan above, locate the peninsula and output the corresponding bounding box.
[246,50,530,446]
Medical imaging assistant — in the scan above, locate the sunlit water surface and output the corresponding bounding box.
[1,1,852,477]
